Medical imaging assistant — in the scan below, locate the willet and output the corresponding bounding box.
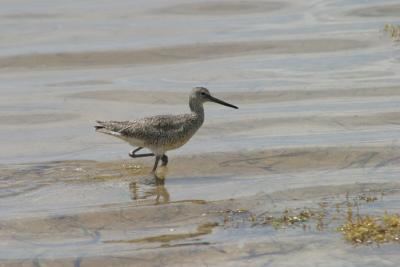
[95,87,238,175]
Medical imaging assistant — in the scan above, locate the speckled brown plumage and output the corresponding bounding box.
[96,113,203,153]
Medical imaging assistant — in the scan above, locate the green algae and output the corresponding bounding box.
[384,24,400,41]
[338,213,400,245]
[258,209,315,229]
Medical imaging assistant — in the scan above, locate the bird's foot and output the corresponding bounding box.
[129,147,154,159]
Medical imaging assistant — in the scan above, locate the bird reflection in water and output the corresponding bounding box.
[129,166,170,204]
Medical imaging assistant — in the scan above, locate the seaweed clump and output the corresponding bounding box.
[220,208,321,230]
[259,209,315,229]
[218,190,400,245]
[339,213,400,245]
[384,24,400,41]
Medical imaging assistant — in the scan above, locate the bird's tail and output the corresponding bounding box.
[94,121,122,137]
[94,120,105,130]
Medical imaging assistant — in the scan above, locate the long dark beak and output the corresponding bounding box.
[206,95,238,109]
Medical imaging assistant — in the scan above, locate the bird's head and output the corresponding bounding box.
[191,87,238,109]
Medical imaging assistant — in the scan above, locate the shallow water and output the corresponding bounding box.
[1,0,400,266]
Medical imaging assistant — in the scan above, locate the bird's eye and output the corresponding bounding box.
[201,92,206,95]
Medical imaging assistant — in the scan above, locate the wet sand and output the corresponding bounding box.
[349,4,400,17]
[68,86,400,104]
[0,38,370,70]
[153,1,286,15]
[0,113,79,125]
[1,0,400,266]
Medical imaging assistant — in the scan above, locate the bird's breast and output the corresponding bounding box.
[162,124,201,150]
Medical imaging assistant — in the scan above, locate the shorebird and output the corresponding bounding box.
[95,87,238,175]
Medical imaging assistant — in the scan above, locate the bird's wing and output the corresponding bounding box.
[143,115,186,130]
[121,115,186,136]
[96,115,187,138]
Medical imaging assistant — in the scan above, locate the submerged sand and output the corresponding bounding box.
[152,1,286,16]
[68,86,400,104]
[2,147,400,266]
[349,4,400,17]
[0,39,370,70]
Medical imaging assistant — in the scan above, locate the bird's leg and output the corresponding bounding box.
[129,147,154,158]
[161,154,168,166]
[152,155,161,173]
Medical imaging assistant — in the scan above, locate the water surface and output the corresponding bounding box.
[1,0,400,266]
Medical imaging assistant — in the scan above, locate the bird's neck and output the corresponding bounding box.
[189,99,204,123]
